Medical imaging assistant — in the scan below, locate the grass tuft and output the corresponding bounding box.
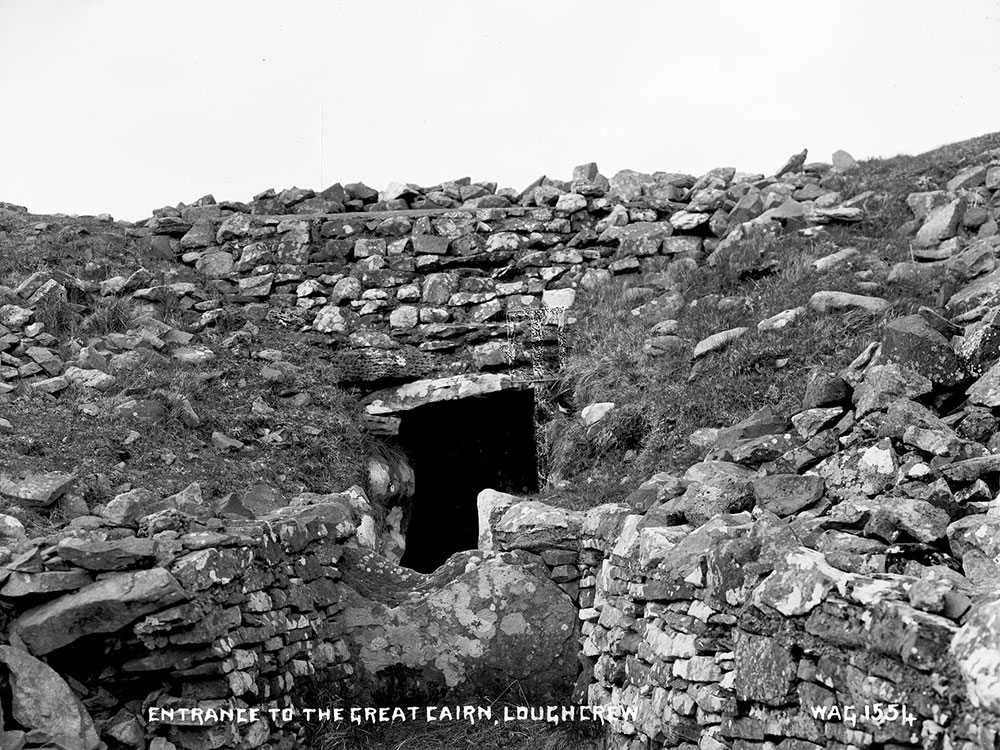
[80,296,137,335]
[33,294,83,337]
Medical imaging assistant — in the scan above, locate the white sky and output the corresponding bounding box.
[1,0,998,221]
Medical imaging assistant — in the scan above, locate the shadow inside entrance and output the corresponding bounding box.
[397,389,538,573]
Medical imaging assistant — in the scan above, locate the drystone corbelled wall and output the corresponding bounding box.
[127,157,863,399]
[0,485,578,750]
[487,497,984,750]
[0,493,362,750]
[2,155,866,424]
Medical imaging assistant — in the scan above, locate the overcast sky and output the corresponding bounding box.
[1,1,998,221]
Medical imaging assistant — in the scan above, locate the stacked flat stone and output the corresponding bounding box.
[125,156,867,386]
[481,158,1000,746]
[0,497,361,750]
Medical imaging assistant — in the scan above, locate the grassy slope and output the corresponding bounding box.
[0,209,376,532]
[543,134,1000,507]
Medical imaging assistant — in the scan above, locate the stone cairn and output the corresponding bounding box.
[2,153,867,401]
[2,151,1000,749]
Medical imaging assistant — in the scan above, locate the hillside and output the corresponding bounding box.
[3,137,991,519]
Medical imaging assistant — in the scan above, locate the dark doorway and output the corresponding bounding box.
[397,389,538,573]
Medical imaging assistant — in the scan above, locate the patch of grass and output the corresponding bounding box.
[0,217,140,281]
[0,318,383,507]
[33,294,84,337]
[839,130,1000,238]
[211,305,253,334]
[547,221,940,498]
[79,296,137,336]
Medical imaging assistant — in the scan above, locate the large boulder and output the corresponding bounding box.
[948,165,989,192]
[952,597,1000,712]
[802,369,851,409]
[477,489,522,549]
[0,472,77,508]
[625,473,685,513]
[948,516,1000,561]
[641,512,751,577]
[879,314,967,386]
[340,549,577,700]
[734,631,797,706]
[609,170,658,202]
[492,501,584,551]
[967,360,1000,407]
[657,462,757,526]
[0,646,101,750]
[915,198,966,247]
[56,535,159,571]
[692,327,749,360]
[853,364,932,417]
[949,267,1000,315]
[831,150,857,171]
[14,568,187,655]
[809,291,889,315]
[775,148,808,177]
[615,221,674,256]
[752,474,825,516]
[713,407,789,452]
[752,547,852,616]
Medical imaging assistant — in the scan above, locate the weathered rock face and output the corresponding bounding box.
[14,567,187,655]
[0,645,102,750]
[953,597,1000,712]
[492,501,584,551]
[751,473,825,516]
[0,472,76,507]
[733,630,796,705]
[340,549,578,700]
[878,314,968,386]
[55,535,159,570]
[476,488,522,549]
[669,461,756,526]
[916,197,967,247]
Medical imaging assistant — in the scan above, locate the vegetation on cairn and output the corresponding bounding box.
[543,152,950,508]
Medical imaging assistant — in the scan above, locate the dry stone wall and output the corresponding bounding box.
[581,511,973,750]
[0,482,581,750]
[486,497,1000,750]
[122,159,865,393]
[480,236,1000,750]
[0,497,363,750]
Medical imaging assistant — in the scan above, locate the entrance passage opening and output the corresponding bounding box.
[397,388,538,573]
